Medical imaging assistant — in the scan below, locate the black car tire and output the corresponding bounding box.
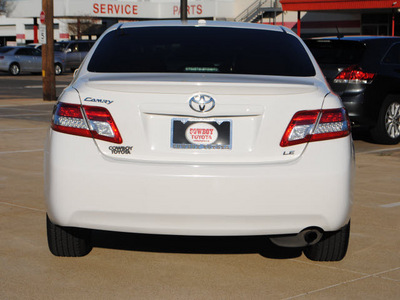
[55,63,63,76]
[47,214,92,257]
[303,221,350,261]
[9,63,20,76]
[370,97,400,144]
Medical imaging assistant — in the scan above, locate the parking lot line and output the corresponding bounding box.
[0,149,44,155]
[0,201,45,213]
[0,105,50,109]
[0,113,50,117]
[0,107,52,112]
[0,127,48,132]
[0,102,50,107]
[380,202,400,208]
[283,266,400,299]
[357,147,400,155]
[291,258,369,276]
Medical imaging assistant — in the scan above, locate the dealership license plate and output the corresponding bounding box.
[171,118,232,149]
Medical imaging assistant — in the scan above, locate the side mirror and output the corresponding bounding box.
[66,48,72,53]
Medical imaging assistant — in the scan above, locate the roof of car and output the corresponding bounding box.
[107,20,289,34]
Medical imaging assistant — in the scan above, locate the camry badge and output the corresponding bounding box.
[189,94,215,113]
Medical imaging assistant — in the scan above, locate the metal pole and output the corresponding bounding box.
[42,0,56,101]
[77,18,81,39]
[181,0,187,21]
[392,10,395,36]
[33,18,38,43]
[297,11,301,37]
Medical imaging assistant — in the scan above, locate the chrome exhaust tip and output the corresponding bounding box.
[270,228,323,248]
[301,228,323,245]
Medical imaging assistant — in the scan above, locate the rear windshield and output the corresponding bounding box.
[0,47,13,54]
[305,40,365,65]
[88,26,315,77]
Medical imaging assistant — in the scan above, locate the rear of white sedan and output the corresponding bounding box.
[44,21,353,261]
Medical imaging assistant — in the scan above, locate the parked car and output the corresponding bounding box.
[45,21,353,261]
[54,40,95,71]
[0,46,65,75]
[305,36,400,144]
[26,43,42,51]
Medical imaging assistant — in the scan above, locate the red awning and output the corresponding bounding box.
[280,0,400,11]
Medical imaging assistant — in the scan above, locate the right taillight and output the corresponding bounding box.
[280,108,350,147]
[51,102,123,144]
[334,65,375,84]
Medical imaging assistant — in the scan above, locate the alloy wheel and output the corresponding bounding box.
[385,102,400,139]
[10,64,20,75]
[55,64,62,75]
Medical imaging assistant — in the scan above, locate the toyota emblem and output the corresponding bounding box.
[189,94,215,113]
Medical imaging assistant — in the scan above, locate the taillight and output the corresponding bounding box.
[0,56,4,59]
[280,108,350,147]
[334,65,375,84]
[51,102,123,144]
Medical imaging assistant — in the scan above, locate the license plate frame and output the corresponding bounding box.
[171,118,232,150]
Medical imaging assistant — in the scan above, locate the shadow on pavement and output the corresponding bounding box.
[351,127,374,143]
[91,230,303,259]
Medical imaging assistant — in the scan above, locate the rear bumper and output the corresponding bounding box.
[341,92,375,127]
[45,130,353,236]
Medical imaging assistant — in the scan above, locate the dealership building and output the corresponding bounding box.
[1,0,400,46]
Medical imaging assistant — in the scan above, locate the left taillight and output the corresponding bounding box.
[280,108,350,147]
[51,102,123,144]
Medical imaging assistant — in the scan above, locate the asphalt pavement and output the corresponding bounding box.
[1,74,399,299]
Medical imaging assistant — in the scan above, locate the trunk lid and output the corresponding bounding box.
[74,73,329,164]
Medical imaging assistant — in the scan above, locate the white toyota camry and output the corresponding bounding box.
[44,21,353,261]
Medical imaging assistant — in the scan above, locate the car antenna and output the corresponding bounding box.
[336,26,344,39]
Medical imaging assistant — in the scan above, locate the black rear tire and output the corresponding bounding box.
[9,63,20,76]
[304,221,350,261]
[46,214,92,257]
[370,97,400,145]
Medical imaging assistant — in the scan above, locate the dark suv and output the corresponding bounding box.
[54,40,95,71]
[305,36,400,144]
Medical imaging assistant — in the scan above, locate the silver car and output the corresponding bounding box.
[0,46,65,75]
[54,40,95,71]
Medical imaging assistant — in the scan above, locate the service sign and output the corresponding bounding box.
[90,0,216,19]
[7,0,235,20]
